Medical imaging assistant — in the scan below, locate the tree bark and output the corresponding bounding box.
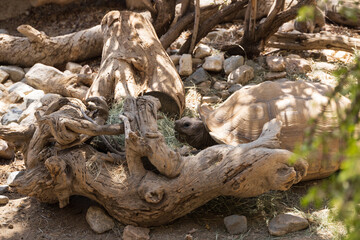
[267,31,360,52]
[86,11,185,116]
[0,25,103,67]
[153,0,177,37]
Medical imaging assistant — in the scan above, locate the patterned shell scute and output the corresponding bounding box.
[199,80,350,181]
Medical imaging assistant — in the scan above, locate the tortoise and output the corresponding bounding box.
[175,80,350,181]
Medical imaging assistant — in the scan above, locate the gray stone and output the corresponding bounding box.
[202,95,220,104]
[179,54,193,76]
[0,29,9,34]
[1,108,23,125]
[228,84,242,94]
[40,93,62,106]
[217,90,230,99]
[0,139,14,160]
[0,66,25,82]
[203,55,224,72]
[0,69,9,83]
[7,171,23,185]
[227,65,254,85]
[65,62,82,74]
[170,55,181,65]
[268,214,309,236]
[194,44,212,59]
[279,21,294,32]
[266,56,285,72]
[5,91,23,103]
[7,82,34,95]
[3,80,13,88]
[196,80,211,95]
[25,63,65,90]
[186,68,211,85]
[19,101,42,123]
[24,90,45,107]
[192,58,204,67]
[213,81,228,91]
[0,195,9,205]
[265,71,287,81]
[285,56,312,74]
[0,185,9,194]
[224,55,244,75]
[224,215,247,235]
[86,206,115,233]
[122,225,150,240]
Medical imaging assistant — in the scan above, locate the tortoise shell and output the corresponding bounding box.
[199,80,350,180]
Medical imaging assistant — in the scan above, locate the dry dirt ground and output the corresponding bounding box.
[0,0,351,239]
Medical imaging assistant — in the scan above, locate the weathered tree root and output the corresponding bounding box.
[7,95,308,227]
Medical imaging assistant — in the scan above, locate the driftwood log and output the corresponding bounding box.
[0,25,103,67]
[5,95,308,226]
[0,10,309,227]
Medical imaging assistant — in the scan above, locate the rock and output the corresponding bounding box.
[19,101,42,122]
[40,93,62,106]
[196,80,211,95]
[5,91,23,103]
[186,68,211,85]
[0,29,9,34]
[80,65,92,75]
[265,71,287,81]
[0,69,9,84]
[7,171,23,185]
[0,66,25,82]
[24,90,45,107]
[194,44,212,59]
[3,80,13,88]
[192,58,204,67]
[224,215,247,235]
[122,225,150,240]
[1,108,23,125]
[284,56,312,74]
[170,55,181,65]
[0,139,14,160]
[25,63,65,90]
[7,82,34,95]
[0,185,9,194]
[228,84,242,94]
[203,55,224,72]
[202,95,220,104]
[217,90,230,99]
[179,54,193,76]
[313,62,337,72]
[227,65,254,85]
[268,214,309,236]
[266,56,285,72]
[213,81,228,91]
[64,70,73,76]
[86,206,115,234]
[224,55,244,75]
[279,21,294,32]
[66,62,82,74]
[0,195,9,205]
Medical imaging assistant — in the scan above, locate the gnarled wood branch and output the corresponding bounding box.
[0,25,103,67]
[268,31,360,52]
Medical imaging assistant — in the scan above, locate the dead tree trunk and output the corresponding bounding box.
[86,11,185,116]
[240,0,315,58]
[0,25,103,67]
[1,10,309,227]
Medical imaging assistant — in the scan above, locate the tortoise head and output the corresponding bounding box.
[174,117,217,149]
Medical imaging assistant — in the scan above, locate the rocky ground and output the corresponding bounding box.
[0,0,357,239]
